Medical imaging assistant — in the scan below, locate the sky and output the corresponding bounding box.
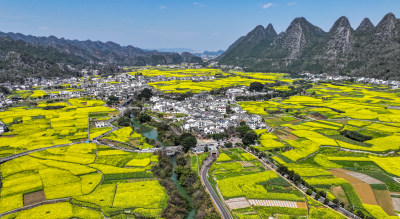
[0,0,399,52]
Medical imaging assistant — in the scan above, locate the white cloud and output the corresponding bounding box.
[262,3,273,9]
[159,5,167,10]
[288,2,296,6]
[193,2,205,8]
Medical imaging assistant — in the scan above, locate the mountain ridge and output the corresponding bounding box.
[0,31,203,83]
[218,13,400,80]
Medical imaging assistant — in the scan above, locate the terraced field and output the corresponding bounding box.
[239,82,400,218]
[0,98,115,158]
[0,98,168,218]
[147,71,293,94]
[207,148,308,218]
[129,68,229,78]
[0,143,167,218]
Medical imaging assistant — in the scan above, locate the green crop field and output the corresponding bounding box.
[210,148,307,217]
[237,82,400,217]
[0,98,116,158]
[2,70,400,218]
[0,143,167,218]
[102,127,152,149]
[147,71,292,94]
[0,97,168,218]
[129,68,229,78]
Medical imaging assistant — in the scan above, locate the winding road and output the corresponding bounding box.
[200,155,231,219]
[0,142,84,164]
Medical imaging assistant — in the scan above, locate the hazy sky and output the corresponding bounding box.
[0,0,399,51]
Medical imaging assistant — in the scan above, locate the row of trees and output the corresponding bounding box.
[152,152,190,218]
[256,153,372,219]
[174,154,219,219]
[107,88,154,107]
[151,151,219,219]
[238,81,313,101]
[340,130,372,142]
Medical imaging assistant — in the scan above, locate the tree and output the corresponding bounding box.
[356,210,365,219]
[179,133,197,152]
[242,130,257,146]
[318,190,326,198]
[226,104,233,114]
[131,101,143,110]
[169,134,181,146]
[107,95,119,106]
[176,156,187,166]
[204,146,209,152]
[117,117,131,127]
[226,126,236,135]
[249,82,264,92]
[0,86,11,94]
[157,122,169,132]
[138,88,153,101]
[224,142,233,148]
[340,130,372,142]
[137,113,151,123]
[235,125,251,137]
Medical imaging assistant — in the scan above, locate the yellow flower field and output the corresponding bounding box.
[0,99,115,156]
[0,143,167,217]
[113,181,169,209]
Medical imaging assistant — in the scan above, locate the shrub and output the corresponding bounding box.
[340,130,372,142]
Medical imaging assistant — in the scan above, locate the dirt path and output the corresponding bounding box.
[329,168,378,205]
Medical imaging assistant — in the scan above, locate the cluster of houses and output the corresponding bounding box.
[145,75,216,83]
[0,121,6,135]
[0,93,13,107]
[301,73,400,89]
[0,64,229,107]
[150,91,267,136]
[0,73,152,106]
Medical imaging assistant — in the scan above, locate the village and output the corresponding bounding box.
[150,90,268,135]
[1,66,400,141]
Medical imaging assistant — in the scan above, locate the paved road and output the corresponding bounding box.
[0,142,85,163]
[200,156,231,219]
[0,198,69,217]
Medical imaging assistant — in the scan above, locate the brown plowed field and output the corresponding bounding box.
[373,189,396,216]
[296,202,307,209]
[287,133,299,140]
[277,135,288,141]
[284,127,293,132]
[23,190,46,206]
[329,168,378,205]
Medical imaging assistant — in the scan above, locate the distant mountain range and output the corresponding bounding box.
[218,13,400,80]
[0,32,202,83]
[147,48,196,53]
[150,48,225,59]
[192,50,225,59]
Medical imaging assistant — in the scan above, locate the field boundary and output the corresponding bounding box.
[0,198,69,217]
